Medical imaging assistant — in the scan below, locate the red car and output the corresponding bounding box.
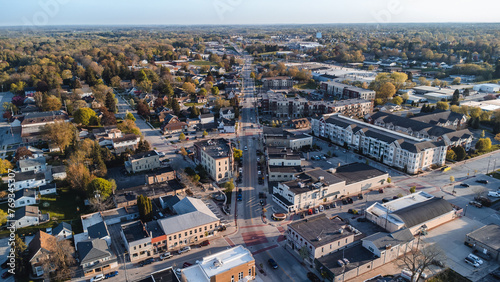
[182,262,193,268]
[200,241,210,247]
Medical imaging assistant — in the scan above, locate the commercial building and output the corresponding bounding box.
[320,81,376,100]
[193,138,234,182]
[473,83,500,93]
[125,150,160,173]
[263,127,313,150]
[262,76,294,90]
[145,167,176,185]
[267,147,302,167]
[365,191,459,234]
[120,221,153,262]
[272,163,388,212]
[181,245,255,282]
[312,114,449,174]
[465,224,500,262]
[287,215,355,264]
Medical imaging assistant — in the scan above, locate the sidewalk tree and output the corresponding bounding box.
[203,130,208,137]
[179,133,186,141]
[398,242,445,282]
[446,149,457,161]
[475,138,492,151]
[224,179,235,192]
[410,186,416,193]
[233,149,243,161]
[136,101,150,117]
[118,119,141,136]
[125,112,136,121]
[180,147,188,156]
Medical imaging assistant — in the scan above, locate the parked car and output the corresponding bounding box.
[268,258,278,269]
[358,194,363,200]
[460,183,470,187]
[432,260,445,267]
[105,271,119,279]
[244,146,248,151]
[378,188,384,193]
[469,201,483,208]
[488,191,500,198]
[90,274,105,282]
[357,217,367,222]
[160,252,173,260]
[200,241,210,247]
[140,258,155,266]
[178,246,191,254]
[464,256,480,267]
[307,272,321,282]
[475,196,492,207]
[382,198,392,203]
[467,254,483,265]
[260,200,265,206]
[476,179,488,184]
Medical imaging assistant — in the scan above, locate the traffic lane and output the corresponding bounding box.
[254,248,309,282]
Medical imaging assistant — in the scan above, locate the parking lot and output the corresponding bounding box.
[106,167,147,189]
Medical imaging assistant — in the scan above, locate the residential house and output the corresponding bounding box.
[52,222,73,240]
[14,188,38,208]
[111,134,141,154]
[14,206,40,228]
[193,139,234,182]
[120,221,152,262]
[14,171,46,190]
[38,183,57,195]
[218,118,236,133]
[51,165,67,180]
[77,239,118,277]
[219,107,235,119]
[18,157,46,173]
[181,246,255,282]
[19,111,70,143]
[125,150,160,173]
[196,96,208,104]
[160,114,187,135]
[24,87,37,96]
[27,231,56,277]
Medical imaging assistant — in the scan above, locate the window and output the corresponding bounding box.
[249,268,252,276]
[194,229,197,233]
[238,272,243,280]
[231,275,234,282]
[199,228,202,232]
[185,232,188,236]
[204,226,207,231]
[190,230,192,235]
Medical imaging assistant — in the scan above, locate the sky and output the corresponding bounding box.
[1,0,500,27]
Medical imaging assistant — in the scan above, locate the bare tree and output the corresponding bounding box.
[88,197,114,212]
[41,237,76,281]
[398,241,445,282]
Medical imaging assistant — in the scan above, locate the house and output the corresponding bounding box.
[268,166,303,182]
[219,107,235,119]
[51,165,67,180]
[158,110,173,123]
[24,87,37,96]
[199,113,215,124]
[20,111,70,143]
[14,206,40,228]
[145,167,176,185]
[181,246,255,282]
[196,96,208,104]
[465,224,500,262]
[111,134,141,154]
[264,130,313,150]
[77,239,118,277]
[157,197,221,251]
[52,222,73,240]
[14,188,38,208]
[26,146,44,158]
[18,156,46,173]
[287,215,355,265]
[120,221,152,262]
[88,221,111,246]
[27,231,56,277]
[365,191,459,234]
[218,118,236,133]
[124,150,160,173]
[38,183,57,195]
[160,114,187,135]
[14,171,46,190]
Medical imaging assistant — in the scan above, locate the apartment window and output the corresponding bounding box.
[190,230,192,235]
[194,229,197,233]
[204,226,207,231]
[174,235,177,239]
[249,269,252,276]
[199,228,202,232]
[238,272,243,280]
[169,236,172,241]
[210,225,212,229]
[231,275,234,282]
[345,239,348,243]
[185,232,187,236]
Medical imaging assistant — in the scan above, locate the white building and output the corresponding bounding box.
[14,171,46,190]
[312,114,448,174]
[219,107,235,120]
[18,157,46,173]
[473,83,500,93]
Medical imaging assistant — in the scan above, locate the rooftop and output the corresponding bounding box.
[269,166,303,174]
[129,150,159,160]
[158,211,219,235]
[182,246,254,282]
[14,171,45,182]
[362,229,414,251]
[145,220,166,238]
[121,221,150,243]
[317,243,374,276]
[194,138,231,159]
[77,238,112,266]
[288,215,353,248]
[114,180,184,206]
[18,157,46,168]
[467,224,500,251]
[88,221,109,239]
[334,163,387,185]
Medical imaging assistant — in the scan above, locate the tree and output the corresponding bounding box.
[14,146,33,161]
[450,89,460,106]
[74,107,98,126]
[118,119,141,135]
[136,102,150,117]
[66,163,93,191]
[446,149,457,161]
[410,186,416,193]
[436,101,449,111]
[182,82,196,94]
[86,178,114,200]
[170,98,181,116]
[377,82,396,99]
[105,92,116,113]
[452,146,466,161]
[211,86,219,95]
[398,242,445,282]
[99,107,117,126]
[392,96,403,105]
[125,112,136,121]
[494,133,500,142]
[387,177,392,183]
[476,138,492,152]
[223,179,235,192]
[137,195,153,222]
[0,209,7,226]
[480,130,485,138]
[198,88,207,97]
[41,236,75,281]
[179,133,186,141]
[203,130,208,137]
[42,121,76,152]
[298,245,311,261]
[42,95,62,111]
[180,147,188,156]
[418,77,431,86]
[451,77,461,85]
[13,234,28,280]
[110,76,122,88]
[233,149,243,161]
[450,176,455,183]
[136,139,151,153]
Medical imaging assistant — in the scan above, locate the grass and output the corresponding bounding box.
[469,144,500,158]
[184,102,205,107]
[191,60,216,66]
[150,121,162,129]
[294,81,318,90]
[257,51,277,56]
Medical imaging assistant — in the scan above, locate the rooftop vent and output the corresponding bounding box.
[213,258,223,268]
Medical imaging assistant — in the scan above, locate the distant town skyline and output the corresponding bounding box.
[1,0,500,27]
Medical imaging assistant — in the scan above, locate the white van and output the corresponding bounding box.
[467,253,483,265]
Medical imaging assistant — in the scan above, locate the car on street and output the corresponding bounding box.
[260,200,265,206]
[357,217,367,222]
[476,179,488,184]
[105,271,119,279]
[140,258,155,266]
[469,200,483,208]
[178,246,191,254]
[307,272,321,282]
[200,240,210,247]
[182,262,193,268]
[460,183,470,187]
[488,191,500,197]
[268,258,278,269]
[244,146,248,151]
[160,252,173,260]
[90,274,105,282]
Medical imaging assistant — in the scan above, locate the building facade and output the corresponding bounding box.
[193,139,234,182]
[125,150,160,173]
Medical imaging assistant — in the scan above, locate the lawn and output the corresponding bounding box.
[191,60,216,66]
[150,121,162,129]
[294,81,318,90]
[184,102,205,107]
[469,144,500,158]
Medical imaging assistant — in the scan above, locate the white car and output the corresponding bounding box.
[160,252,172,260]
[244,146,248,151]
[90,274,105,282]
[467,254,483,265]
[488,191,500,198]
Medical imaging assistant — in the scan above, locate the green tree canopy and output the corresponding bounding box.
[74,107,98,126]
[86,177,115,200]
